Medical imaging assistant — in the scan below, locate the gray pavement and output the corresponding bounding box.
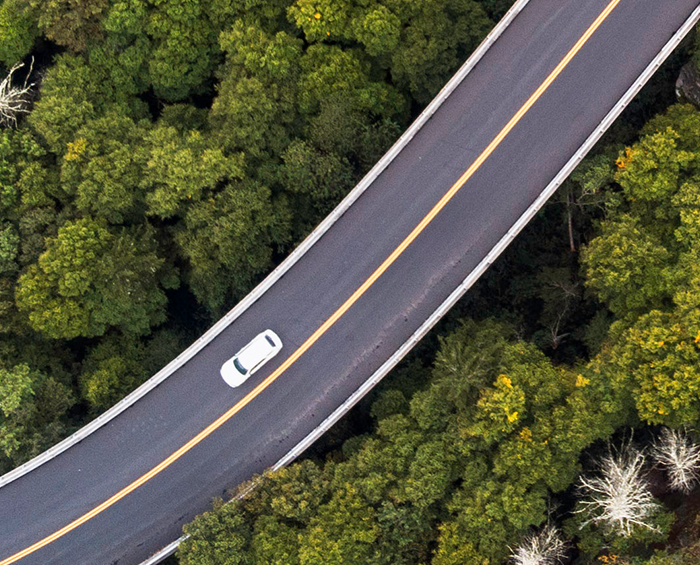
[2,0,699,563]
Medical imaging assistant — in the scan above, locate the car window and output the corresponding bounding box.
[233,358,247,375]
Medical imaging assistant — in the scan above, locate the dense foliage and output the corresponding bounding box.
[582,105,700,429]
[176,28,700,565]
[0,0,501,474]
[179,319,631,564]
[1,0,700,562]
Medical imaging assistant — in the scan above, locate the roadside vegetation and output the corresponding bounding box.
[0,0,503,471]
[1,0,700,563]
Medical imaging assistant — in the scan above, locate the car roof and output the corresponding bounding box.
[236,333,276,370]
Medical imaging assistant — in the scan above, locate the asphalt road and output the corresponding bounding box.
[2,0,699,563]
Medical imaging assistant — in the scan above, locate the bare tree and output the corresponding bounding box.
[0,59,34,128]
[537,267,579,349]
[652,428,700,494]
[545,277,577,349]
[550,154,610,252]
[510,524,567,565]
[576,444,660,537]
[563,182,606,252]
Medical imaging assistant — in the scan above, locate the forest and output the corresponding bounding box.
[1,0,700,563]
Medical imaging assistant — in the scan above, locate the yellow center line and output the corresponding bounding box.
[1,1,621,562]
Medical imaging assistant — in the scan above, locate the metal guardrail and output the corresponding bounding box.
[0,0,531,491]
[136,1,534,563]
[144,1,700,562]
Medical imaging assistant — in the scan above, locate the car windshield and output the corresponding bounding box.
[233,358,247,375]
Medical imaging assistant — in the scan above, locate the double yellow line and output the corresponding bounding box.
[1,1,621,562]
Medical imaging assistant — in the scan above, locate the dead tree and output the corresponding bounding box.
[652,427,700,494]
[511,524,566,565]
[576,444,660,537]
[0,59,34,128]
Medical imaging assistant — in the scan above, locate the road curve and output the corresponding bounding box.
[2,1,699,563]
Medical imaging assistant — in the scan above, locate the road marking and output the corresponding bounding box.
[0,1,622,562]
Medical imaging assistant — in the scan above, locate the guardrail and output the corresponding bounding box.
[0,0,531,491]
[140,1,700,563]
[136,1,534,563]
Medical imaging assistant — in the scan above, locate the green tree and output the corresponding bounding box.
[79,329,184,412]
[278,139,354,225]
[251,514,300,565]
[28,53,147,155]
[80,333,148,411]
[287,0,493,104]
[600,308,700,427]
[208,0,291,30]
[17,206,59,265]
[582,104,700,426]
[582,105,700,321]
[173,179,290,313]
[180,499,255,565]
[383,0,492,103]
[0,223,19,274]
[0,0,38,65]
[142,124,243,219]
[27,0,108,51]
[60,111,151,223]
[0,128,59,218]
[411,320,628,563]
[88,0,153,99]
[0,223,21,330]
[211,21,303,158]
[582,214,671,320]
[298,43,403,118]
[145,0,218,100]
[0,363,73,472]
[179,460,331,565]
[86,36,151,100]
[0,129,59,333]
[16,218,173,339]
[0,129,23,214]
[298,485,379,565]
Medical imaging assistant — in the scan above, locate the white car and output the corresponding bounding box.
[220,330,283,387]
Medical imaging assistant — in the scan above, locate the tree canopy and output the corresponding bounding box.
[178,320,631,565]
[583,105,700,427]
[2,0,700,562]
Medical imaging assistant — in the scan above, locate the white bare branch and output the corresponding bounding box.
[652,428,700,494]
[0,59,35,129]
[576,444,660,537]
[510,524,567,565]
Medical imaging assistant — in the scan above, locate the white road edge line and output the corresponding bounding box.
[271,3,700,473]
[135,1,535,563]
[0,0,531,490]
[140,2,700,563]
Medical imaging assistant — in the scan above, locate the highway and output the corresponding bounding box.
[2,0,699,563]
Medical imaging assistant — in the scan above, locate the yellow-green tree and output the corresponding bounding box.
[16,219,173,339]
[582,104,700,426]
